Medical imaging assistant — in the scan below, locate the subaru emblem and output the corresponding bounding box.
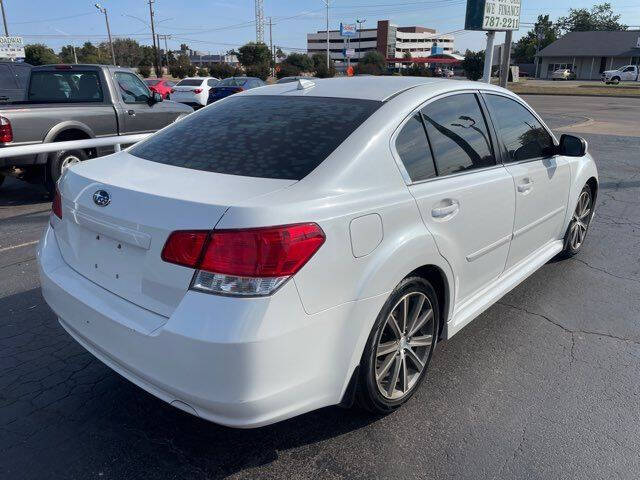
[93,190,110,207]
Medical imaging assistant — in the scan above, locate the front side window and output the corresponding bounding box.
[485,94,555,162]
[28,71,103,102]
[420,93,495,176]
[395,114,436,182]
[115,72,150,104]
[129,95,382,180]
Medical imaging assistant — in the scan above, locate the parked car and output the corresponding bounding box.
[551,68,576,80]
[170,77,219,108]
[277,76,317,84]
[442,68,454,78]
[207,77,265,103]
[0,64,192,194]
[0,61,32,102]
[601,65,640,84]
[39,77,597,428]
[144,78,175,99]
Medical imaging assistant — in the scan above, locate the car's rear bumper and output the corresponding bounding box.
[171,94,206,106]
[38,225,383,427]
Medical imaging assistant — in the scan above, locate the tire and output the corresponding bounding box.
[356,276,439,414]
[611,77,620,85]
[559,185,593,258]
[46,149,88,196]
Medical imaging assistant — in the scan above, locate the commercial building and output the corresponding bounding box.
[188,52,239,68]
[536,30,640,80]
[307,20,455,68]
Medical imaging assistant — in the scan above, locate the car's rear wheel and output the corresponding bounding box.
[356,276,438,413]
[46,149,88,197]
[560,185,593,257]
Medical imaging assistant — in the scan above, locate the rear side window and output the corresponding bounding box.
[13,64,31,89]
[129,95,381,180]
[0,64,15,89]
[395,114,436,182]
[484,94,555,162]
[28,71,103,102]
[219,78,248,86]
[207,79,219,87]
[421,93,495,176]
[176,79,203,86]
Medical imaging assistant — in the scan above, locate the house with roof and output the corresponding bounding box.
[536,30,640,80]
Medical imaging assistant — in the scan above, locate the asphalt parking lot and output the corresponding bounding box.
[2,95,640,480]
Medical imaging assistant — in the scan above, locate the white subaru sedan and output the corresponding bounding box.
[38,77,598,428]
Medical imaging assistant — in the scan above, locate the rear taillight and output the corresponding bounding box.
[162,223,325,296]
[0,116,12,143]
[193,88,203,94]
[170,88,175,93]
[52,189,62,219]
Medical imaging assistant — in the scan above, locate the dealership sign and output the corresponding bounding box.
[340,23,357,38]
[465,0,522,31]
[0,36,25,59]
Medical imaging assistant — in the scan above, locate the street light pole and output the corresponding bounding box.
[320,0,329,69]
[95,4,116,65]
[148,0,162,78]
[356,18,366,66]
[0,0,9,36]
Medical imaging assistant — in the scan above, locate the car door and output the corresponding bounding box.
[622,66,636,81]
[114,71,168,133]
[483,93,571,270]
[398,92,516,304]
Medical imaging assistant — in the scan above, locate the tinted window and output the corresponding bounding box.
[28,71,103,102]
[421,93,495,176]
[145,79,160,86]
[485,94,555,162]
[395,114,436,182]
[129,95,381,180]
[0,64,15,89]
[207,79,219,87]
[13,64,31,89]
[219,77,248,86]
[115,72,150,103]
[176,79,203,86]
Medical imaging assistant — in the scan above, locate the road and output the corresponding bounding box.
[2,95,640,480]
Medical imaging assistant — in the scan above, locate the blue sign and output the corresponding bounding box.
[340,23,357,38]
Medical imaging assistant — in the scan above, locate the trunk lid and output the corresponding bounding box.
[54,151,296,317]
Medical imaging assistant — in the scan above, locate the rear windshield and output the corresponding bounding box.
[27,71,103,102]
[144,79,160,85]
[129,95,382,180]
[176,79,203,86]
[218,77,248,86]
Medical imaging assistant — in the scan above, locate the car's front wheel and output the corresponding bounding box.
[356,276,438,413]
[561,185,593,257]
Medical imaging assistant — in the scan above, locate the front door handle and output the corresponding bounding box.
[431,200,459,219]
[517,178,534,193]
[127,109,136,116]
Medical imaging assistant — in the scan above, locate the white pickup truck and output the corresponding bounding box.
[601,65,640,84]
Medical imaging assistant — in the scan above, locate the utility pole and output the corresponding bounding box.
[268,17,274,77]
[482,31,495,83]
[148,0,162,78]
[356,18,366,66]
[499,30,513,88]
[95,4,116,65]
[158,34,171,67]
[0,0,9,36]
[320,0,329,69]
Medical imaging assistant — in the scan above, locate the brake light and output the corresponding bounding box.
[0,116,12,143]
[52,189,62,219]
[54,65,73,70]
[162,223,325,296]
[193,88,203,93]
[233,87,244,93]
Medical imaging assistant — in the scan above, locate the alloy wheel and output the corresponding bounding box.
[569,190,592,250]
[60,154,81,172]
[375,292,434,400]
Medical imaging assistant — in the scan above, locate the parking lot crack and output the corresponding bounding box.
[570,257,640,285]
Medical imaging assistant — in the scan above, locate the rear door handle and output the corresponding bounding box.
[127,109,136,116]
[517,178,534,193]
[431,200,459,219]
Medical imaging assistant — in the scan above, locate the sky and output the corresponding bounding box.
[4,0,640,55]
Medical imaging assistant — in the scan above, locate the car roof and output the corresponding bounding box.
[246,76,505,102]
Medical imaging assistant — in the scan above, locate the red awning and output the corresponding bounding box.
[387,57,462,64]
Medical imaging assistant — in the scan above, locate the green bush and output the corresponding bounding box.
[208,63,239,79]
[244,63,270,81]
[138,63,151,78]
[311,53,336,78]
[461,50,484,81]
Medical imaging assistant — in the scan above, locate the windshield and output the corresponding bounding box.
[218,77,249,86]
[27,71,103,103]
[129,95,382,180]
[176,79,203,86]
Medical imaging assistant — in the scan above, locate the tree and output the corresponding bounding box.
[356,51,386,75]
[245,63,270,80]
[557,3,627,33]
[513,15,558,64]
[25,44,60,65]
[235,42,272,68]
[311,53,336,78]
[59,45,78,64]
[169,53,196,78]
[197,66,209,77]
[78,41,106,64]
[275,47,286,60]
[138,62,151,78]
[276,52,313,78]
[208,63,239,79]
[102,38,145,67]
[461,49,484,81]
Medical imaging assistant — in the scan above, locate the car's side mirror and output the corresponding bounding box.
[148,91,163,105]
[558,134,587,157]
